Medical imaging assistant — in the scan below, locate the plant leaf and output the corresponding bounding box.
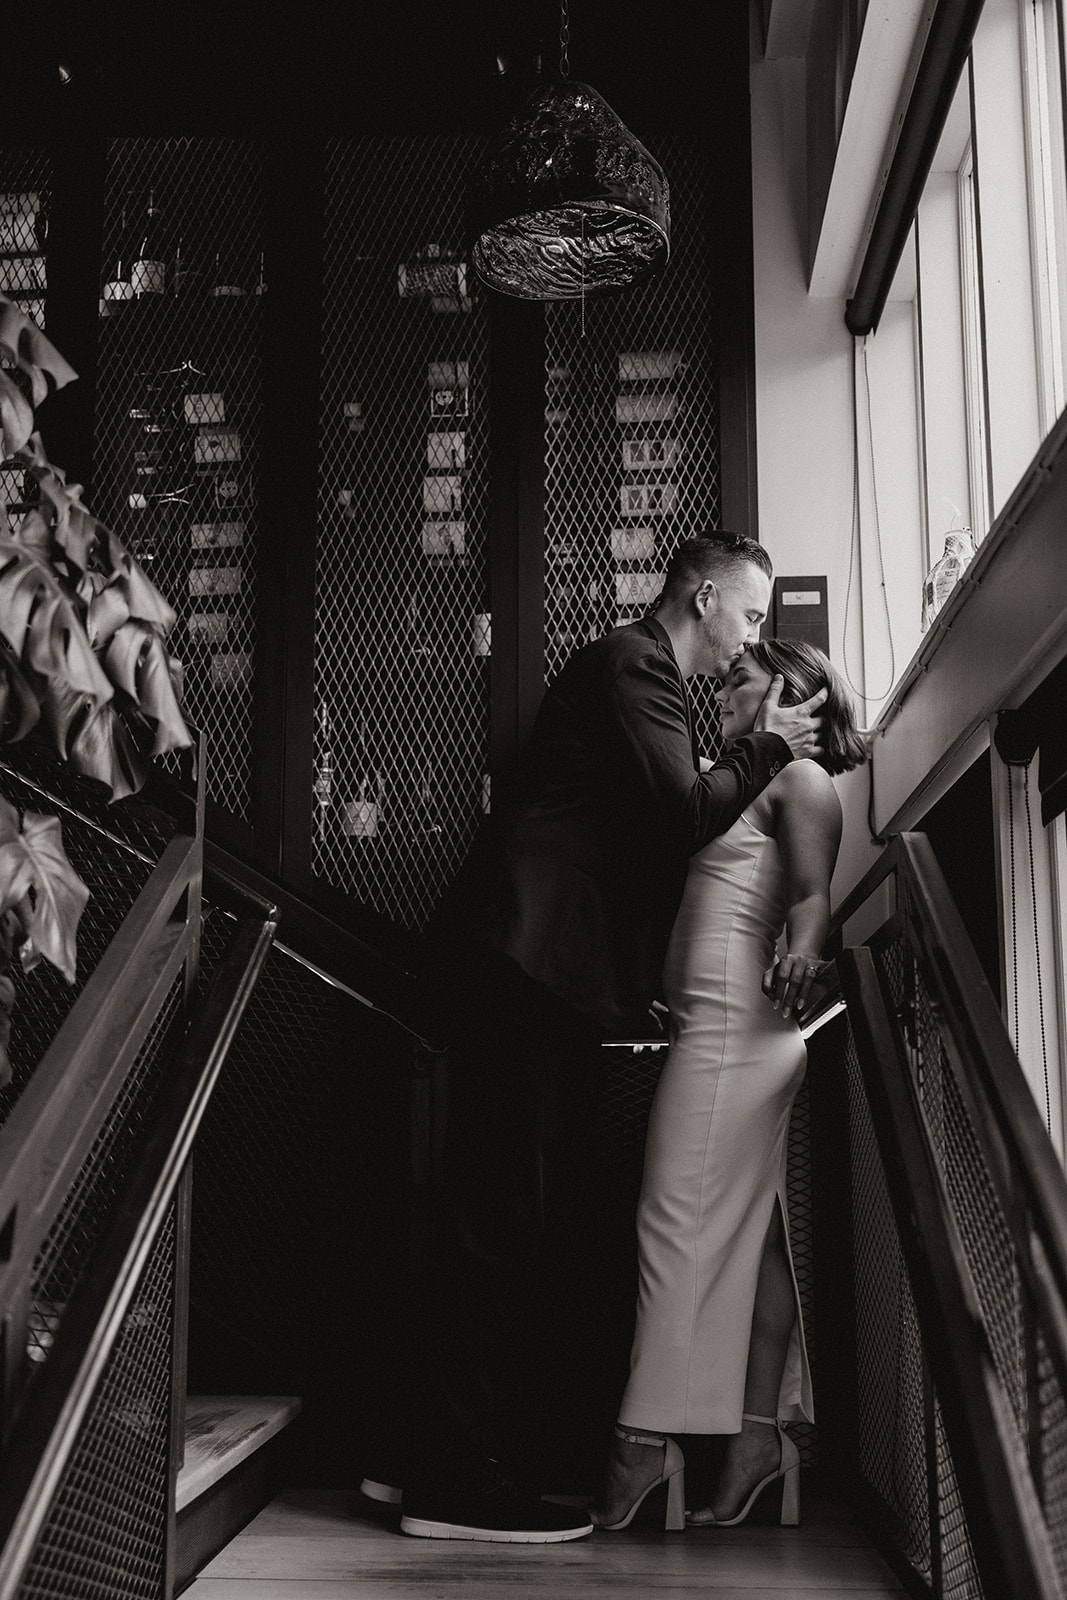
[67,700,149,800]
[103,621,192,759]
[0,369,34,457]
[0,298,78,403]
[0,811,89,983]
[83,581,130,651]
[0,537,113,701]
[0,633,42,742]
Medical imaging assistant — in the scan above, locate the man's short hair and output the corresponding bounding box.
[662,532,773,597]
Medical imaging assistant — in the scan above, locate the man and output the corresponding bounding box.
[397,532,825,1543]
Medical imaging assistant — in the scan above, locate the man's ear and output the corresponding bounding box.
[695,579,716,616]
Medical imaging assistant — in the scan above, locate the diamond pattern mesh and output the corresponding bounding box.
[312,139,491,930]
[0,744,178,1128]
[91,138,264,819]
[25,977,182,1383]
[838,901,1067,1597]
[935,1398,983,1600]
[544,138,725,757]
[845,1022,932,1579]
[880,933,1027,1434]
[1038,1326,1067,1579]
[14,1208,176,1600]
[0,750,186,1430]
[311,136,727,934]
[187,929,421,1485]
[0,145,51,333]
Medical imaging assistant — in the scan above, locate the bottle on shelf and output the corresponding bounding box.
[921,526,976,632]
[131,189,167,296]
[254,251,268,297]
[342,722,382,842]
[210,251,246,299]
[172,236,200,298]
[313,708,334,842]
[411,770,442,839]
[101,203,134,312]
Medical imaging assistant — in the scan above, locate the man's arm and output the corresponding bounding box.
[610,648,794,852]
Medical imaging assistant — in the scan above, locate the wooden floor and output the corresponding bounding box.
[184,1482,907,1598]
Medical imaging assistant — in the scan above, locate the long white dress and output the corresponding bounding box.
[618,811,814,1434]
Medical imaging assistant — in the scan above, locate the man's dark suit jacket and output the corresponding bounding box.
[424,615,792,1037]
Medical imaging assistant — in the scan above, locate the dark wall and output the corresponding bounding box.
[920,749,1000,1000]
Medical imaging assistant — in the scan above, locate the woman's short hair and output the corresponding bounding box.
[745,638,868,776]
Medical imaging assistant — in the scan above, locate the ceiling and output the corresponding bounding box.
[6,0,748,142]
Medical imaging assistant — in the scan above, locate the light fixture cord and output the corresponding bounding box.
[559,0,570,77]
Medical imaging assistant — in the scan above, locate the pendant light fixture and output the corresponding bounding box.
[468,0,670,300]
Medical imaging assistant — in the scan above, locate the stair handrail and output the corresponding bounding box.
[840,943,1063,1600]
[0,897,278,1600]
[0,828,204,1436]
[828,832,1067,1326]
[828,831,1067,1600]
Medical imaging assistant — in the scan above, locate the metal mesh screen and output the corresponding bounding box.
[25,976,182,1385]
[92,138,264,820]
[838,904,1067,1596]
[934,1398,983,1600]
[0,145,50,334]
[879,936,1027,1435]
[544,138,725,756]
[312,138,491,931]
[0,751,173,1128]
[845,1021,932,1579]
[188,929,418,1482]
[14,1206,176,1600]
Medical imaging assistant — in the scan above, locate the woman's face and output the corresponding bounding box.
[715,650,775,739]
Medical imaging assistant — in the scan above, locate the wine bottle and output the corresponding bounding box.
[210,251,246,299]
[313,708,334,841]
[131,190,167,296]
[172,235,201,297]
[343,722,381,842]
[412,770,442,838]
[102,203,134,311]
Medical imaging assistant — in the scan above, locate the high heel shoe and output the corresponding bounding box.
[592,1424,686,1531]
[686,1413,800,1527]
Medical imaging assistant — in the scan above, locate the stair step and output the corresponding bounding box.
[178,1395,301,1510]
[175,1395,301,1596]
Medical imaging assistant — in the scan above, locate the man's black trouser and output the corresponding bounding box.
[407,951,605,1496]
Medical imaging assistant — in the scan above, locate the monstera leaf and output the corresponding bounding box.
[0,796,88,983]
[0,302,77,458]
[0,369,34,459]
[0,300,77,407]
[0,634,40,743]
[0,535,114,705]
[103,621,191,757]
[65,699,151,800]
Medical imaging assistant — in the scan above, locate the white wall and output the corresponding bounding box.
[749,53,885,900]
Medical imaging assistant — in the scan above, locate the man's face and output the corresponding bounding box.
[697,562,771,677]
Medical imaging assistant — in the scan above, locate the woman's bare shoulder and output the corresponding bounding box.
[771,757,841,817]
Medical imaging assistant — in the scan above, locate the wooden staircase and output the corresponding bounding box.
[175,1395,302,1595]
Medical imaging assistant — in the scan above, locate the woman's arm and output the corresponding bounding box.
[762,760,843,1019]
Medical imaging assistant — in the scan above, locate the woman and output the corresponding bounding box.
[592,639,867,1532]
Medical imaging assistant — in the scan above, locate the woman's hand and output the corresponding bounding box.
[761,952,828,1019]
